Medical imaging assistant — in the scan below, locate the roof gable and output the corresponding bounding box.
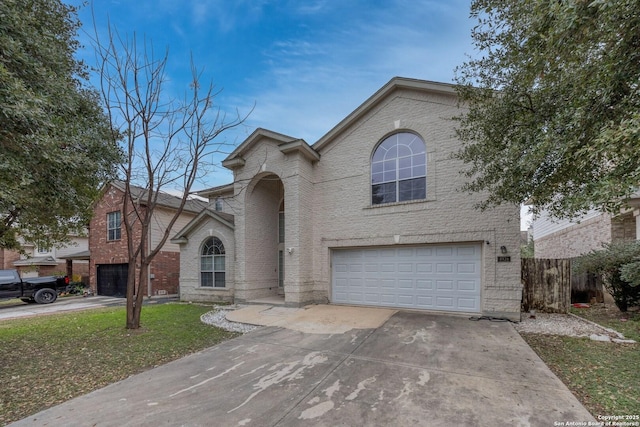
[222,128,319,169]
[312,77,457,152]
[171,208,234,244]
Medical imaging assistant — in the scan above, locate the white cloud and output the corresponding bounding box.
[223,0,473,144]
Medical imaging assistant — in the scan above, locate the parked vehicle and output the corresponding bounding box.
[0,269,69,304]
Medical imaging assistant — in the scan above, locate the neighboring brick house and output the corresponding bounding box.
[172,77,523,320]
[89,181,206,297]
[533,195,640,259]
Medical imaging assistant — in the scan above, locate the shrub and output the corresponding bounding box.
[573,241,640,312]
[620,260,640,287]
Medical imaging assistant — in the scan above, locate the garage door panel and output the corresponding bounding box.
[377,249,392,258]
[436,263,454,273]
[436,280,454,290]
[380,293,396,303]
[457,246,477,256]
[332,244,481,313]
[398,263,413,273]
[365,263,378,272]
[457,263,477,273]
[458,298,479,310]
[398,248,414,257]
[364,278,378,288]
[416,263,433,273]
[349,264,363,272]
[398,279,413,289]
[435,296,454,308]
[397,295,414,305]
[380,263,395,272]
[416,296,434,307]
[381,279,395,288]
[458,280,478,291]
[416,280,433,290]
[436,247,454,256]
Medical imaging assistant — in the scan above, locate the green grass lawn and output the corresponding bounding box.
[520,305,640,416]
[0,303,237,425]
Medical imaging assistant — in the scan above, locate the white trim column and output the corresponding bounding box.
[634,209,640,240]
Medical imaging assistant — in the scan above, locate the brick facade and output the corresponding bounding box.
[535,211,638,259]
[177,78,523,320]
[89,185,190,296]
[0,249,20,269]
[535,214,613,259]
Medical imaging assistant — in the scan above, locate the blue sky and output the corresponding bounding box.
[70,1,531,229]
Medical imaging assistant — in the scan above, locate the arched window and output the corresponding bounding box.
[201,237,225,288]
[371,132,426,205]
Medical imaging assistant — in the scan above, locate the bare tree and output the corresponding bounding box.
[92,25,248,329]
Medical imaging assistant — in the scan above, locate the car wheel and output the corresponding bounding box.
[20,298,36,304]
[34,288,57,304]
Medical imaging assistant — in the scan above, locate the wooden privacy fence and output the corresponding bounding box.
[521,258,571,313]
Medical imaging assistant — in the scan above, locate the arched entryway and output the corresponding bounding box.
[245,173,285,298]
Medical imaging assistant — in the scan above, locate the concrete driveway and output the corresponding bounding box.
[10,307,594,427]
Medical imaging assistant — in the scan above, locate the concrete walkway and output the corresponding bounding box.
[10,307,595,426]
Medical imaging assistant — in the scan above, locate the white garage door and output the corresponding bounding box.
[331,244,481,312]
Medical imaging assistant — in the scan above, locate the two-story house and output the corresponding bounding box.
[89,181,207,297]
[172,77,523,321]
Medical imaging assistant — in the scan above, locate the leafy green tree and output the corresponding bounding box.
[520,236,534,259]
[574,241,640,312]
[0,0,121,250]
[455,0,640,219]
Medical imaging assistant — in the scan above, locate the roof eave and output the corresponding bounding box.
[195,183,234,198]
[222,157,246,170]
[278,139,320,163]
[313,77,458,151]
[171,209,235,243]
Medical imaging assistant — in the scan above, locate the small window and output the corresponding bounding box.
[278,212,285,243]
[214,198,223,212]
[371,132,426,205]
[37,242,51,254]
[201,237,225,288]
[278,199,285,244]
[107,211,121,241]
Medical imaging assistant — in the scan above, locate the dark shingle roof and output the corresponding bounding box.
[111,181,209,214]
